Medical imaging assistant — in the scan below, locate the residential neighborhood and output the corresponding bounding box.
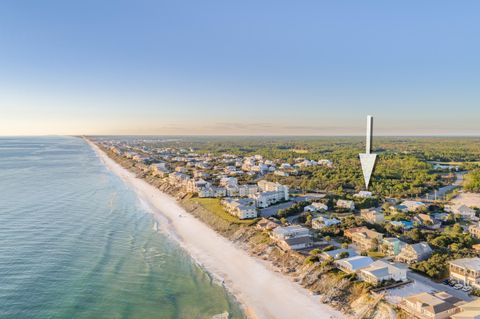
[95,137,480,319]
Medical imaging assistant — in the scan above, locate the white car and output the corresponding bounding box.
[454,284,463,290]
[462,286,472,292]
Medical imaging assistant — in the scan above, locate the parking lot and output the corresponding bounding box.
[385,271,474,304]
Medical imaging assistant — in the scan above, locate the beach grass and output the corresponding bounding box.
[187,198,257,225]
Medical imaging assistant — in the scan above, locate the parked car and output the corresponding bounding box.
[454,284,463,290]
[462,286,472,292]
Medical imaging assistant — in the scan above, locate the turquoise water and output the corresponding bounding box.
[0,136,244,319]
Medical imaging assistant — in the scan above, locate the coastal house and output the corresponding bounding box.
[186,179,211,194]
[360,208,385,224]
[277,236,314,251]
[389,220,414,230]
[321,248,357,260]
[271,225,310,240]
[335,256,374,274]
[221,198,257,219]
[468,223,480,239]
[274,170,289,177]
[344,226,369,240]
[381,237,406,256]
[396,201,427,213]
[414,213,442,230]
[198,186,227,198]
[451,299,480,319]
[445,204,478,221]
[256,218,279,231]
[399,291,464,319]
[351,228,383,252]
[271,225,312,251]
[448,258,480,289]
[396,242,433,264]
[304,202,328,212]
[150,162,170,177]
[336,199,355,210]
[175,166,189,174]
[219,177,238,187]
[311,216,341,229]
[168,172,191,186]
[354,191,373,198]
[358,260,408,286]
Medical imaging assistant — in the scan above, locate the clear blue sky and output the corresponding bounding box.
[1,1,479,135]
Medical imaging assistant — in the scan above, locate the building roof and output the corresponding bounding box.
[322,248,358,260]
[283,236,313,246]
[410,242,433,255]
[449,258,480,271]
[336,256,374,271]
[404,291,464,314]
[361,260,407,278]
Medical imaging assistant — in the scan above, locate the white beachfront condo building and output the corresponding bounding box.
[448,258,480,289]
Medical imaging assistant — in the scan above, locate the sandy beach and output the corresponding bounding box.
[88,139,346,319]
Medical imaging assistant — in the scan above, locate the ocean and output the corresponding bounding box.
[0,136,244,319]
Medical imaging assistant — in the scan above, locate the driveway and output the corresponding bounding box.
[386,271,474,304]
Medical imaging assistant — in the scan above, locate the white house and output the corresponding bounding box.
[271,225,310,240]
[354,191,373,198]
[358,260,408,286]
[304,202,328,212]
[448,258,480,289]
[335,256,374,274]
[221,198,257,219]
[311,216,341,229]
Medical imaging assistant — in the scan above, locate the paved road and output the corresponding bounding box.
[259,196,309,217]
[407,271,474,301]
[422,172,465,201]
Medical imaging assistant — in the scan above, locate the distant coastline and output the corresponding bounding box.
[85,137,346,319]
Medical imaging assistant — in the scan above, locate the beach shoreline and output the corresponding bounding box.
[87,138,346,319]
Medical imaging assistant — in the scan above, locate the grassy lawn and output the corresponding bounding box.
[187,198,257,225]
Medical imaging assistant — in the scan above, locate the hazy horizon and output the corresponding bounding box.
[1,1,480,136]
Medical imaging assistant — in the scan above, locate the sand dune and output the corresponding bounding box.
[88,139,345,319]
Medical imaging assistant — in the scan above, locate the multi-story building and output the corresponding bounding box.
[381,237,406,256]
[271,225,310,240]
[396,242,432,264]
[257,180,289,200]
[451,299,480,319]
[358,260,408,286]
[351,228,383,252]
[445,204,478,221]
[399,292,464,319]
[448,258,480,289]
[335,256,374,274]
[468,223,480,239]
[168,172,190,186]
[360,208,385,224]
[250,191,285,208]
[221,198,257,219]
